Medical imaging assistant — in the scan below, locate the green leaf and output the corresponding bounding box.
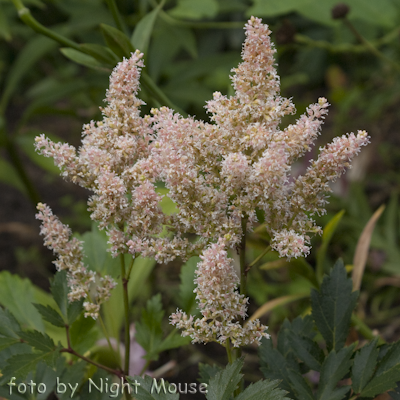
[60,48,107,70]
[102,255,155,339]
[352,338,379,394]
[101,23,134,59]
[316,210,345,282]
[0,271,44,331]
[0,307,21,338]
[288,330,324,371]
[33,304,65,328]
[127,375,180,399]
[14,130,61,175]
[2,348,60,381]
[288,257,319,288]
[198,363,222,384]
[0,3,11,41]
[260,340,294,395]
[135,294,164,361]
[286,369,315,400]
[0,158,28,195]
[0,337,20,351]
[247,0,311,18]
[79,43,119,65]
[18,330,56,353]
[131,2,163,55]
[168,0,219,20]
[316,345,354,400]
[311,260,358,351]
[235,379,289,400]
[69,313,99,355]
[0,36,56,113]
[178,256,200,314]
[206,358,243,400]
[51,270,69,317]
[361,341,400,398]
[158,330,191,353]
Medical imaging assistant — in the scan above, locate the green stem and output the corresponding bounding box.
[139,359,151,376]
[247,245,271,270]
[11,0,81,51]
[141,72,186,116]
[343,18,400,74]
[351,314,385,345]
[98,313,122,367]
[104,0,127,34]
[225,339,233,364]
[63,325,123,378]
[120,254,131,375]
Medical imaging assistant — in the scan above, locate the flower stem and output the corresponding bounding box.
[63,325,123,378]
[225,339,233,364]
[247,245,271,269]
[120,254,131,375]
[239,216,248,297]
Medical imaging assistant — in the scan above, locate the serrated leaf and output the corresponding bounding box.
[69,313,99,355]
[131,2,163,55]
[235,379,289,400]
[2,349,60,381]
[198,363,223,384]
[19,330,56,352]
[260,341,294,395]
[0,307,20,338]
[288,330,324,371]
[206,358,243,400]
[316,345,354,400]
[135,294,164,361]
[316,210,345,282]
[158,330,190,353]
[311,260,358,351]
[352,338,379,394]
[60,48,107,70]
[361,341,400,398]
[0,337,20,351]
[178,256,200,314]
[286,369,315,400]
[101,23,134,59]
[127,375,180,399]
[51,270,69,317]
[33,304,65,328]
[0,271,44,331]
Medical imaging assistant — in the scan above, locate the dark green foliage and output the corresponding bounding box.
[135,294,189,361]
[311,259,358,351]
[260,261,400,400]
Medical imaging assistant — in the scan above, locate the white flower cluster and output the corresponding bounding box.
[36,203,116,319]
[170,239,269,347]
[35,17,369,340]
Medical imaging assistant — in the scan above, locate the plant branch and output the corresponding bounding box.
[63,325,123,378]
[120,254,131,375]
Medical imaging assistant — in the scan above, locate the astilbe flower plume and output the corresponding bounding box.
[34,17,369,339]
[170,239,268,347]
[35,203,116,319]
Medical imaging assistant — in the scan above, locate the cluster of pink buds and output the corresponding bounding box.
[36,203,116,319]
[34,16,369,342]
[170,239,269,347]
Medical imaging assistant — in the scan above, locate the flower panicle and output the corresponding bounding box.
[170,239,269,347]
[36,203,116,319]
